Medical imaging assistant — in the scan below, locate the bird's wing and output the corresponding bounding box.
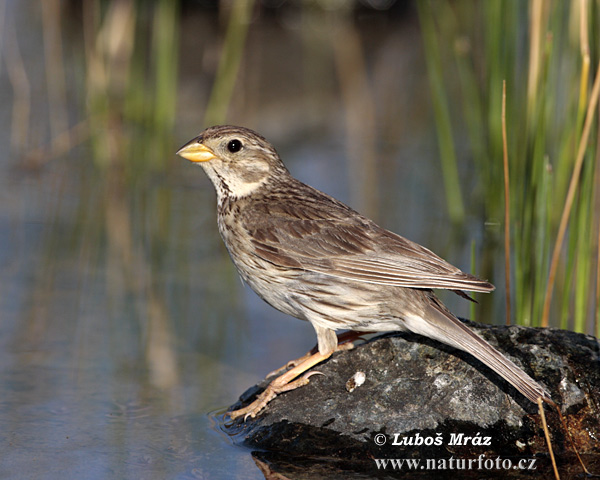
[243,185,494,293]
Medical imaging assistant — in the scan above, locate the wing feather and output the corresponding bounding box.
[242,182,494,293]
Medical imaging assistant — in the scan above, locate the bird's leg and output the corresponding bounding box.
[228,350,333,420]
[337,330,374,345]
[265,330,372,378]
[265,350,316,379]
[230,331,374,420]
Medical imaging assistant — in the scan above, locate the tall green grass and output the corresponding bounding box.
[418,1,600,334]
[204,0,255,126]
[82,0,180,174]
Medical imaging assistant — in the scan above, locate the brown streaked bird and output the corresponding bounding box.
[177,125,551,420]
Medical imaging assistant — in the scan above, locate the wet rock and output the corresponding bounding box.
[225,322,600,475]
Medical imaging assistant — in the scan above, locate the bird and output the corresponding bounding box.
[177,125,551,420]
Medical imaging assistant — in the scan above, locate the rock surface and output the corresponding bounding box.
[224,322,600,477]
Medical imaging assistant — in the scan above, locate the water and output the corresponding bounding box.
[0,2,500,478]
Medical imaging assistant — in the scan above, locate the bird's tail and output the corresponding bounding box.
[415,300,551,404]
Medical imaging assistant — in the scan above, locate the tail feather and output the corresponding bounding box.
[415,302,551,404]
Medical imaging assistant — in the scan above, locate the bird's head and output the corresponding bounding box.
[177,125,289,200]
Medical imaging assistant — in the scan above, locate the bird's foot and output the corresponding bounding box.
[265,330,370,379]
[228,371,323,421]
[266,352,313,379]
[228,350,332,421]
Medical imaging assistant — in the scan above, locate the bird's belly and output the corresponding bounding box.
[220,223,418,333]
[236,257,405,332]
[229,253,306,318]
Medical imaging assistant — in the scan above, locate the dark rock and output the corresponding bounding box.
[223,322,600,477]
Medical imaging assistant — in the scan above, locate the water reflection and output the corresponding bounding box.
[1,2,529,479]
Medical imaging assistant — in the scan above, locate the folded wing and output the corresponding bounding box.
[244,184,494,293]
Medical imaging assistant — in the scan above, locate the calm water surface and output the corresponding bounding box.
[0,2,499,478]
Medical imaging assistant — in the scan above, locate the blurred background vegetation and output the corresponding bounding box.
[1,0,599,477]
[5,0,598,333]
[418,0,600,334]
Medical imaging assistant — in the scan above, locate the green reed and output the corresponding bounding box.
[204,0,255,126]
[418,0,600,333]
[83,0,179,175]
[417,1,465,224]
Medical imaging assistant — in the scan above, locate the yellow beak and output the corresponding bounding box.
[176,141,216,162]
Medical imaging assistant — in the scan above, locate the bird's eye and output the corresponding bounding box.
[227,139,242,153]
